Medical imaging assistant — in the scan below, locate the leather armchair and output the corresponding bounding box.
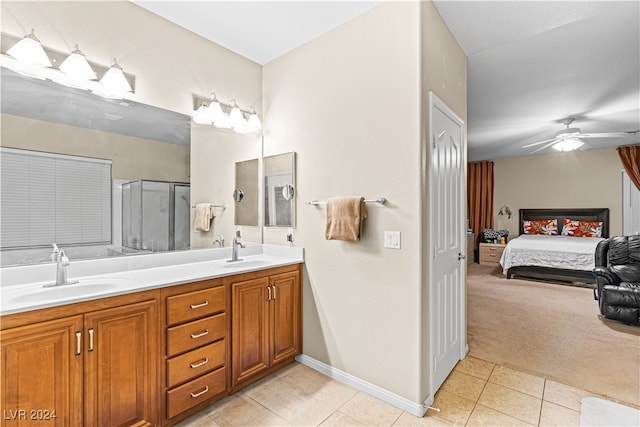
[593,235,640,325]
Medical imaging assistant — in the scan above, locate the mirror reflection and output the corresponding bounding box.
[234,159,259,226]
[0,68,262,266]
[263,152,296,227]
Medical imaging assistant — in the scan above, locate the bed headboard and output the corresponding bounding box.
[519,208,610,238]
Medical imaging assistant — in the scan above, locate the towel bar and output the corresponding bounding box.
[191,204,226,210]
[305,197,386,206]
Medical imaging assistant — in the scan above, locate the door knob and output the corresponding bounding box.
[458,253,466,260]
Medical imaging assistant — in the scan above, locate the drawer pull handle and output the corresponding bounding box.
[190,329,209,339]
[190,386,209,398]
[190,301,209,309]
[88,328,94,352]
[75,332,82,355]
[190,358,209,369]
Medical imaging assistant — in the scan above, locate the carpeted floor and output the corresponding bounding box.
[466,264,640,407]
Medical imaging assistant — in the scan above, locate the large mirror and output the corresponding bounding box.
[234,159,259,226]
[263,152,296,227]
[0,68,262,266]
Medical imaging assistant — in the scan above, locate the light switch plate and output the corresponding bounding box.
[384,231,401,249]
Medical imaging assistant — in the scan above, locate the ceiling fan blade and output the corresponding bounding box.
[522,138,558,148]
[529,140,559,154]
[580,131,639,138]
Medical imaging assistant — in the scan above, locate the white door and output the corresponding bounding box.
[429,92,466,395]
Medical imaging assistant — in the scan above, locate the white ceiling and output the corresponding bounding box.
[132,0,640,160]
[132,1,382,65]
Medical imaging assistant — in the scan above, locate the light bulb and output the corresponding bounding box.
[7,29,52,68]
[59,44,97,81]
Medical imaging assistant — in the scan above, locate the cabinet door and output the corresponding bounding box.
[231,277,270,387]
[84,300,158,427]
[270,271,301,365]
[1,316,83,427]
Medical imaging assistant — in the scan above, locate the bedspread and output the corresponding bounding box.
[500,234,604,272]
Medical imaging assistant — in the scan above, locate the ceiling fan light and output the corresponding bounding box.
[553,137,584,152]
[7,29,52,68]
[59,45,97,81]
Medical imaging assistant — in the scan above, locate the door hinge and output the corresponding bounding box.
[433,356,437,372]
[433,246,437,260]
[432,136,436,149]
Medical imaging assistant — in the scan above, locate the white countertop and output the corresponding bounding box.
[0,244,304,316]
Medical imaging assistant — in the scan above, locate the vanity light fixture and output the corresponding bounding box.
[553,137,584,152]
[193,102,213,125]
[191,93,261,134]
[59,44,97,81]
[207,93,226,124]
[228,100,245,130]
[6,29,52,67]
[2,31,135,98]
[247,107,262,132]
[99,59,132,95]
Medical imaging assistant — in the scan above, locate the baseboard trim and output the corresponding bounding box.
[296,354,428,417]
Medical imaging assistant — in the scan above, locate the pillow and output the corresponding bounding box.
[523,219,558,235]
[561,218,603,238]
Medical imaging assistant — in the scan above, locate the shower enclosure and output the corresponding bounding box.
[122,180,190,252]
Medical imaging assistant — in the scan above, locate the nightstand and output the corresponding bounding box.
[479,242,506,266]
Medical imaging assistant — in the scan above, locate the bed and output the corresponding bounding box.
[501,208,610,284]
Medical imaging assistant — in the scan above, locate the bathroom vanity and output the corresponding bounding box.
[0,245,303,426]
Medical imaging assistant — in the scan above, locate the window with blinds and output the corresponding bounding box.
[0,147,112,249]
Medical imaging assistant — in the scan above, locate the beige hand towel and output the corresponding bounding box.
[194,203,215,232]
[325,196,367,242]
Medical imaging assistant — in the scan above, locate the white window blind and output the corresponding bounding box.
[1,148,112,249]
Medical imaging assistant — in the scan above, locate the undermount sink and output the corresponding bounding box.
[222,260,268,269]
[9,278,129,303]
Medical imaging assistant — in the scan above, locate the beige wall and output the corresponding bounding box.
[493,147,623,237]
[419,0,468,401]
[1,114,189,182]
[263,0,465,405]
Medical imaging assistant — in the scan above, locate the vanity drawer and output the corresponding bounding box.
[167,340,226,388]
[167,367,226,419]
[167,286,226,326]
[167,313,226,357]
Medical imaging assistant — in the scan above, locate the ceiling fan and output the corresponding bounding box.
[523,118,639,154]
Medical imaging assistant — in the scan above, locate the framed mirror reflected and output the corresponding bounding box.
[263,152,296,227]
[234,158,259,226]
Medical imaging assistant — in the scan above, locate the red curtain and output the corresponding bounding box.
[467,161,494,254]
[617,145,640,191]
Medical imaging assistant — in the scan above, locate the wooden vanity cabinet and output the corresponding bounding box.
[231,266,301,389]
[0,291,159,427]
[161,279,229,426]
[0,315,84,427]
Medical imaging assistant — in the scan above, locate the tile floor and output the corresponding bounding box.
[174,356,614,426]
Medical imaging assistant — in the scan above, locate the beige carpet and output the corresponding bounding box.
[466,264,640,407]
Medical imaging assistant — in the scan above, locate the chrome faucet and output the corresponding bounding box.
[228,231,245,263]
[44,248,78,287]
[214,234,225,248]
